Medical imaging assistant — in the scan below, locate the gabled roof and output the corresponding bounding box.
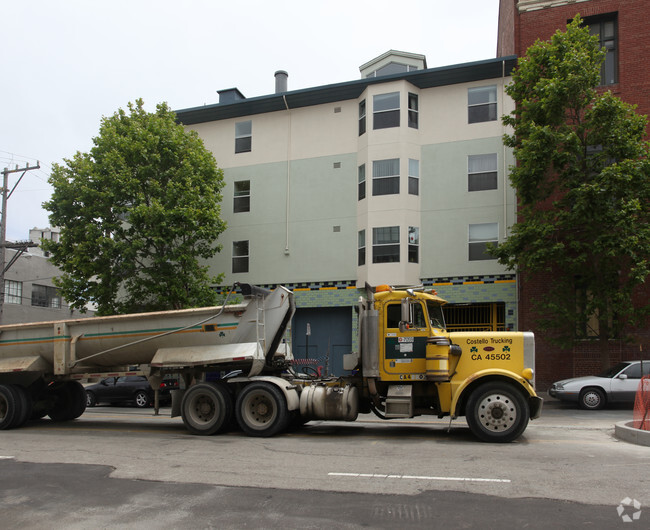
[175,56,517,125]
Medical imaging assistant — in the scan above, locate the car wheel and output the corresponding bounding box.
[86,391,97,408]
[134,390,151,408]
[579,388,605,410]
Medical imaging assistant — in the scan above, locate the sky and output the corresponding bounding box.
[0,0,500,242]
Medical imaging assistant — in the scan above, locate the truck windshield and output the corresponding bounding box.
[427,302,446,330]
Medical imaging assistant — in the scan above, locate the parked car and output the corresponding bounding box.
[85,375,173,408]
[549,361,650,410]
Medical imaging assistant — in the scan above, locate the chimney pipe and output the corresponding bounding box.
[275,70,288,94]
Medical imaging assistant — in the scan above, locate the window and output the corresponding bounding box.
[587,15,617,85]
[373,92,400,129]
[408,93,418,129]
[233,180,250,213]
[235,120,252,153]
[468,86,497,123]
[373,226,400,263]
[367,62,419,78]
[4,280,22,304]
[32,284,61,308]
[358,164,366,201]
[358,100,366,136]
[358,230,366,266]
[232,240,249,273]
[408,159,419,195]
[373,158,400,196]
[408,226,419,263]
[468,154,498,191]
[469,223,498,261]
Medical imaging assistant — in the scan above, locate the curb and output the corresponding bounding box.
[614,421,650,447]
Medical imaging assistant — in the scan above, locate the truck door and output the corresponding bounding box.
[381,301,428,381]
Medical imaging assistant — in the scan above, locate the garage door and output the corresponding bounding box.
[292,307,352,377]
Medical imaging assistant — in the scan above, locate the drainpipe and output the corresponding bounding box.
[283,94,291,255]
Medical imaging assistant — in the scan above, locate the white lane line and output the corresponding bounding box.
[0,456,15,460]
[328,472,511,483]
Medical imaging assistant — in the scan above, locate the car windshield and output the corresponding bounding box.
[427,301,446,330]
[597,362,630,378]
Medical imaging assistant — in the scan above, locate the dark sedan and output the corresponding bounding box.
[85,375,172,408]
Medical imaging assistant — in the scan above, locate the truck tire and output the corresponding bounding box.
[0,384,18,429]
[9,385,32,428]
[48,381,87,421]
[235,382,289,437]
[181,383,232,435]
[465,382,529,443]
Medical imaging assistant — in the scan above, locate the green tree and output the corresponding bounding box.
[44,99,226,315]
[493,17,650,369]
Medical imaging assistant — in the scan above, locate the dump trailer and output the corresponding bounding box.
[0,283,542,442]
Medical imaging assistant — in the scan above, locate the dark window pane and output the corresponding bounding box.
[373,244,400,263]
[373,176,399,195]
[469,242,497,261]
[234,196,250,213]
[235,136,251,153]
[408,245,418,263]
[408,176,419,195]
[374,110,400,129]
[468,103,497,124]
[468,172,498,192]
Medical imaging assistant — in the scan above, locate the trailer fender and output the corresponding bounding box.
[229,375,300,411]
[450,369,537,419]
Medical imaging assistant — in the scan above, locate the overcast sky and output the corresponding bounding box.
[0,0,500,241]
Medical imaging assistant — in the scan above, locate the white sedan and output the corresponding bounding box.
[549,361,650,410]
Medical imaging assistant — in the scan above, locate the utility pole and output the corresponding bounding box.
[0,162,41,324]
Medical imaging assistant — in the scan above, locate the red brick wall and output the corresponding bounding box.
[499,0,650,388]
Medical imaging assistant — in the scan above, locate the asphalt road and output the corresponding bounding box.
[0,397,648,529]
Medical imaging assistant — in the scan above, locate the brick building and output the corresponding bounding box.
[497,0,650,387]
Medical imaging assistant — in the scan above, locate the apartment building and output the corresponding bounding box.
[176,51,518,375]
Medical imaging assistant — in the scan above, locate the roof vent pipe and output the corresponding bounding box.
[275,70,288,93]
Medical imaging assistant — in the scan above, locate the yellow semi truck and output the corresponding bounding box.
[0,283,541,442]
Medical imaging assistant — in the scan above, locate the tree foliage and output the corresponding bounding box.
[44,99,226,315]
[493,18,650,365]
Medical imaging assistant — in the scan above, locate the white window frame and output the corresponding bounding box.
[372,158,400,196]
[358,229,366,266]
[4,280,22,305]
[373,92,400,129]
[408,226,419,263]
[408,158,419,196]
[235,120,252,153]
[373,226,400,264]
[468,154,498,192]
[469,223,498,261]
[468,86,497,124]
[234,180,251,213]
[232,240,250,273]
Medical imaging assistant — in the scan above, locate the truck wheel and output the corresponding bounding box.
[579,388,605,410]
[48,381,87,421]
[0,385,18,429]
[181,383,232,435]
[466,382,529,443]
[9,385,32,428]
[235,382,289,437]
[134,390,151,408]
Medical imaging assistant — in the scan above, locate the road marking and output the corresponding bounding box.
[328,472,511,483]
[0,456,15,459]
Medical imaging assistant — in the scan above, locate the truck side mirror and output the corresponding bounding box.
[399,299,411,332]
